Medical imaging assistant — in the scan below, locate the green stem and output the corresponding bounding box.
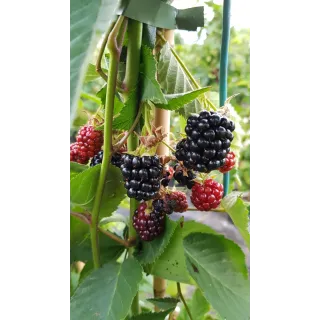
[177,282,193,320]
[161,140,175,153]
[144,105,152,135]
[90,16,125,269]
[81,92,101,105]
[123,19,143,316]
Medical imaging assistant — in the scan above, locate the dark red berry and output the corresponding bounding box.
[70,125,103,165]
[190,179,223,211]
[219,151,236,173]
[133,203,165,241]
[70,142,89,164]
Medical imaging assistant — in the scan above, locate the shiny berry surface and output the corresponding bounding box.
[218,151,236,173]
[190,179,224,211]
[133,203,165,241]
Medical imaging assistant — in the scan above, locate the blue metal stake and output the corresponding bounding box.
[219,0,232,197]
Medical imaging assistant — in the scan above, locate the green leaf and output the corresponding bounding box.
[156,87,211,111]
[70,165,126,215]
[158,43,203,117]
[70,214,125,267]
[182,220,218,238]
[70,162,88,179]
[149,221,191,283]
[70,165,101,209]
[99,166,127,218]
[84,63,107,83]
[177,289,210,320]
[96,86,124,114]
[70,0,119,122]
[183,233,250,320]
[71,258,143,320]
[222,192,250,249]
[128,308,175,320]
[142,24,156,49]
[118,0,204,31]
[140,45,167,104]
[147,297,179,311]
[135,216,178,265]
[70,270,81,296]
[113,91,137,130]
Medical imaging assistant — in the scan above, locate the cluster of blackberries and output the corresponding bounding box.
[133,202,165,241]
[175,111,235,173]
[173,165,196,189]
[120,155,163,201]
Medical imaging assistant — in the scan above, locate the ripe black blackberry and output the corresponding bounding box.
[111,152,123,168]
[120,155,163,201]
[133,202,165,241]
[90,150,103,167]
[173,165,196,189]
[176,111,235,172]
[90,151,123,168]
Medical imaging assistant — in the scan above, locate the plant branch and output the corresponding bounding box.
[113,102,143,153]
[98,228,131,248]
[90,16,126,269]
[160,140,175,153]
[157,31,217,111]
[96,17,128,92]
[96,21,115,83]
[71,211,91,225]
[71,212,134,248]
[177,282,193,320]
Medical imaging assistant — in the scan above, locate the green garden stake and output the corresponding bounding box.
[219,0,232,197]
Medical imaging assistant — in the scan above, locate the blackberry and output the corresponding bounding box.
[133,202,165,241]
[164,191,188,213]
[176,111,235,173]
[121,155,163,201]
[90,150,103,167]
[173,165,196,189]
[219,151,236,173]
[77,125,103,158]
[111,153,123,168]
[161,167,174,187]
[90,151,124,168]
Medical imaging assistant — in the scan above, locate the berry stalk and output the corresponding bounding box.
[90,16,127,269]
